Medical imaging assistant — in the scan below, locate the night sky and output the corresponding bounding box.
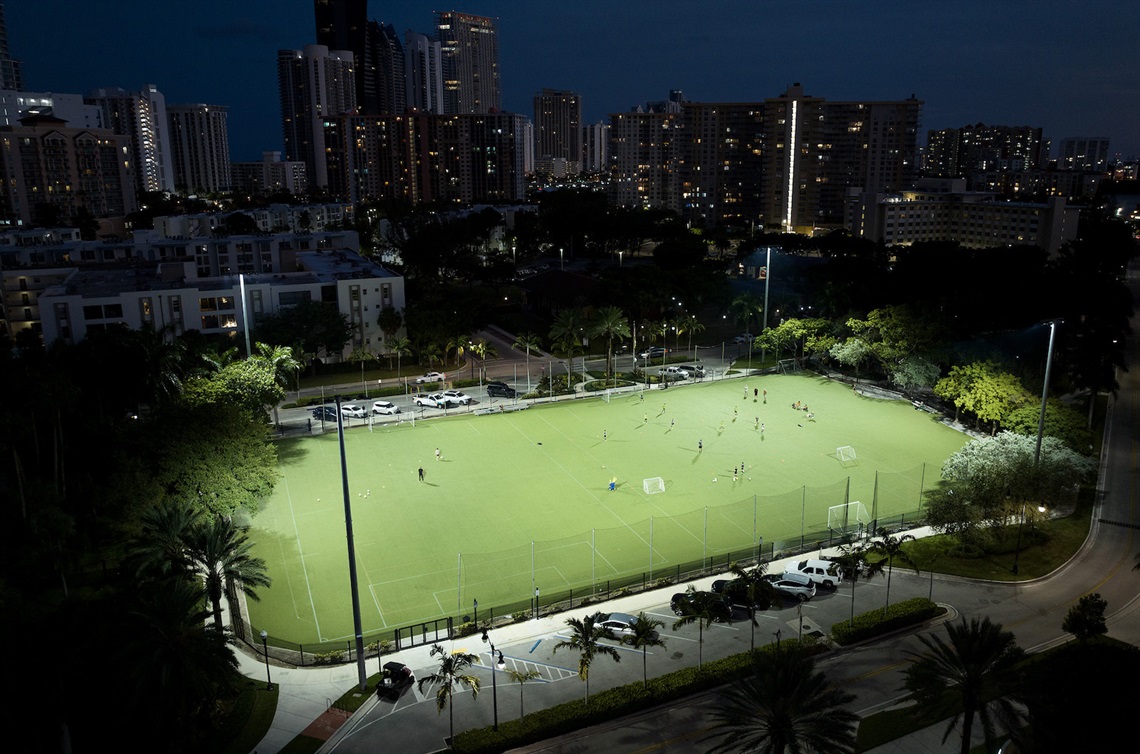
[9,1,1139,162]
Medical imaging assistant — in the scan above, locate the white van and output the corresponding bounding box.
[783,559,844,589]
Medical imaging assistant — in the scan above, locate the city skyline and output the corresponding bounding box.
[7,0,1139,163]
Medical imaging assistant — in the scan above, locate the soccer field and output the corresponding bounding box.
[248,374,968,647]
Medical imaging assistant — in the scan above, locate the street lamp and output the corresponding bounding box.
[559,247,564,271]
[1014,319,1060,575]
[481,630,506,731]
[473,598,478,626]
[260,629,272,690]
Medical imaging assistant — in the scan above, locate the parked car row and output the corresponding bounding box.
[311,400,403,421]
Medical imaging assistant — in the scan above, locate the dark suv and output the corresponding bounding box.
[670,591,733,621]
[487,382,517,398]
[311,405,337,422]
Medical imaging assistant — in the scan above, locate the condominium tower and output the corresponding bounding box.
[278,45,357,189]
[167,104,231,194]
[436,11,501,115]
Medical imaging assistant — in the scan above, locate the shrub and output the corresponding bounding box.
[830,597,944,645]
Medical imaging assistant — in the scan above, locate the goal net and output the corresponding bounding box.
[643,477,666,495]
[836,445,857,465]
[778,358,801,374]
[828,501,870,535]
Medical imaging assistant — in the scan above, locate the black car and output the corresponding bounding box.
[711,577,772,610]
[378,661,414,701]
[669,591,733,621]
[311,405,337,421]
[487,382,517,398]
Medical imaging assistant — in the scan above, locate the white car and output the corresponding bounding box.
[439,390,472,406]
[660,365,690,381]
[371,400,400,415]
[415,371,445,384]
[733,333,755,344]
[784,559,844,589]
[597,612,655,642]
[412,394,443,408]
[340,404,366,418]
[762,573,816,602]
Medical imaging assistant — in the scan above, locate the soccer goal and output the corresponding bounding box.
[828,501,870,536]
[643,477,666,495]
[835,445,857,465]
[778,358,801,374]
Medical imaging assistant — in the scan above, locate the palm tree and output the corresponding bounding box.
[254,342,301,425]
[117,577,240,744]
[128,499,201,580]
[668,314,686,355]
[727,561,781,652]
[704,647,858,754]
[869,527,918,614]
[627,612,667,689]
[552,612,622,703]
[376,306,404,359]
[417,643,481,747]
[902,616,1028,754]
[729,293,764,337]
[389,336,412,378]
[187,516,272,634]
[682,312,705,359]
[671,586,731,670]
[504,666,541,718]
[421,343,443,370]
[447,334,469,368]
[829,539,884,627]
[512,332,543,392]
[469,337,495,380]
[588,306,631,386]
[549,308,584,380]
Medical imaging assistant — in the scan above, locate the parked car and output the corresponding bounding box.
[784,559,844,590]
[639,346,668,360]
[597,612,653,642]
[733,333,755,344]
[675,364,706,377]
[711,577,772,610]
[371,400,400,415]
[660,365,690,381]
[669,591,733,621]
[487,382,517,398]
[761,573,816,602]
[377,661,414,702]
[412,394,443,408]
[415,371,445,384]
[340,404,366,419]
[438,390,472,406]
[311,405,337,421]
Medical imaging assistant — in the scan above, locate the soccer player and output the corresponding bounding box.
[435,447,441,461]
[418,467,425,481]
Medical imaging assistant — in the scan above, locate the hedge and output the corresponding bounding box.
[829,597,945,646]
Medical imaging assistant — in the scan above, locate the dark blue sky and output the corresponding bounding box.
[9,1,1139,162]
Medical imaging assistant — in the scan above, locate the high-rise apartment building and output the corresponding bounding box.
[167,104,231,194]
[608,111,682,212]
[680,102,765,227]
[363,21,405,115]
[925,124,1047,179]
[231,152,308,197]
[758,84,921,231]
[314,0,367,107]
[324,112,526,205]
[436,11,501,115]
[1,90,102,129]
[85,84,176,194]
[278,45,357,189]
[0,1,22,91]
[1058,137,1110,171]
[534,89,582,176]
[404,31,444,114]
[0,113,136,226]
[610,84,921,231]
[582,121,609,173]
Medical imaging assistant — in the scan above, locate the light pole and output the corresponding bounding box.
[1014,319,1059,575]
[559,247,564,271]
[481,630,506,731]
[618,250,623,266]
[473,598,478,626]
[260,629,272,690]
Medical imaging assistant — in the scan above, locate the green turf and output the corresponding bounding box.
[248,374,968,646]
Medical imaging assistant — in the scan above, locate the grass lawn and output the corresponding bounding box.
[249,373,968,647]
